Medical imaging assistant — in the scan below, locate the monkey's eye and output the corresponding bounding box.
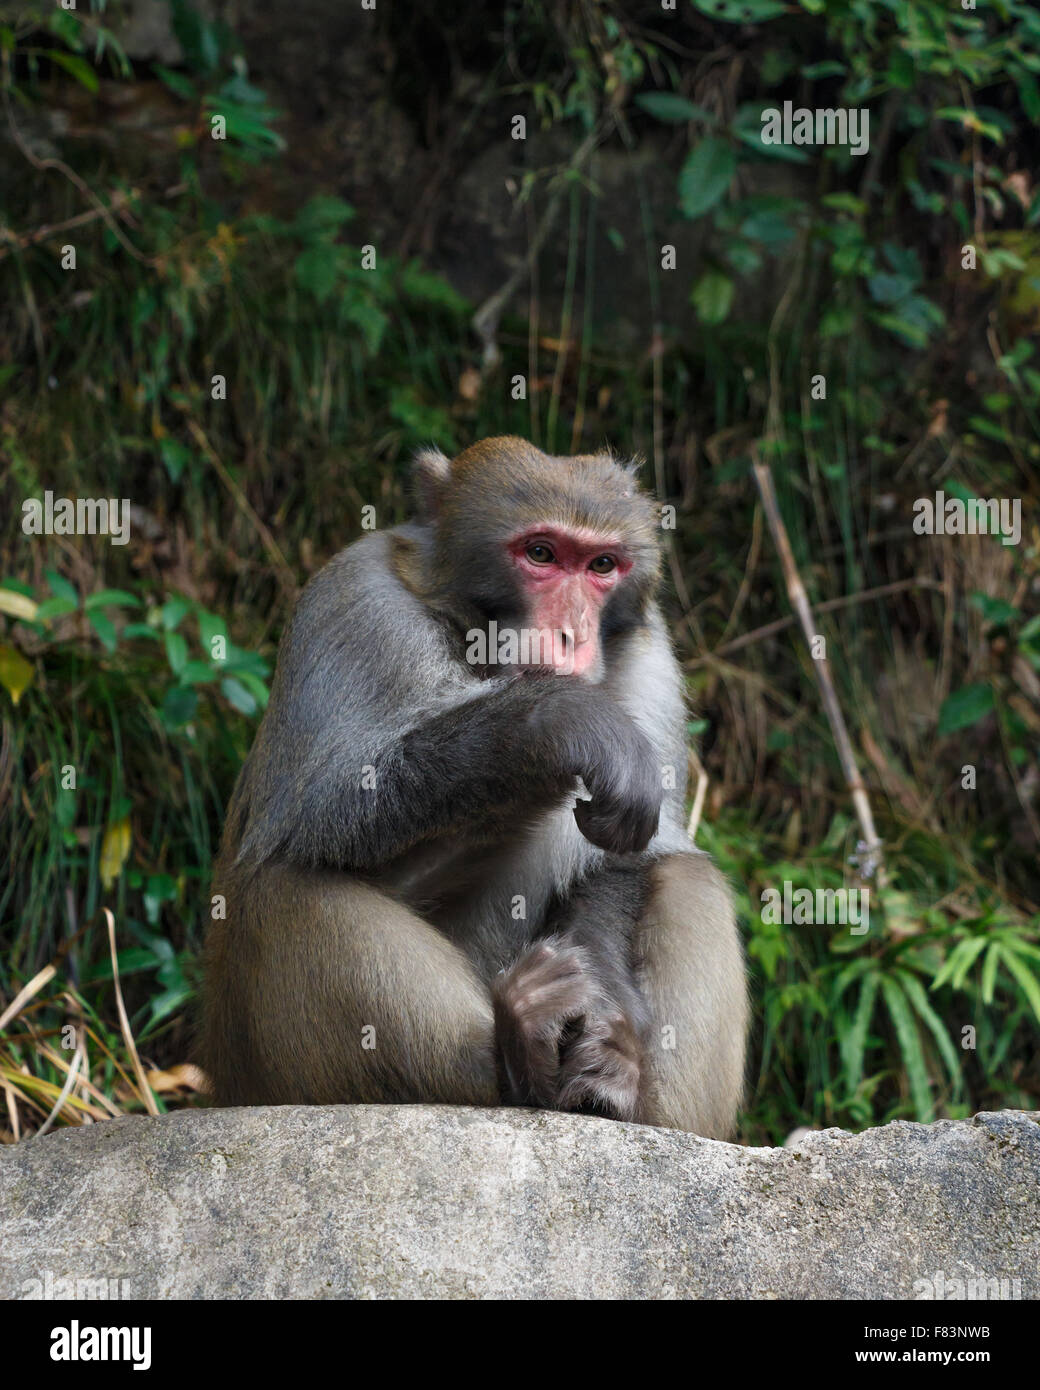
[589,555,616,575]
[526,543,556,564]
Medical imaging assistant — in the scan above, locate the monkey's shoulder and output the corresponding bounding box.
[286,527,438,648]
[274,527,470,720]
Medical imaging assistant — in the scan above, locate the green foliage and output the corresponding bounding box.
[0,0,1037,1139]
[634,0,1040,337]
[707,814,1040,1136]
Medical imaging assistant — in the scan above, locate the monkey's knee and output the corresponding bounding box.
[636,852,748,1138]
[201,867,498,1109]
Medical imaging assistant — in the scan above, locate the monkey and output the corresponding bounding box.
[200,436,747,1137]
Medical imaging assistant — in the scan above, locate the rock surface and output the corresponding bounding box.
[1,1106,1037,1299]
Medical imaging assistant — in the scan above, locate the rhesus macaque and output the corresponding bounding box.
[201,437,747,1136]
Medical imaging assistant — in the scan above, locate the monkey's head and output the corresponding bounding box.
[406,436,661,678]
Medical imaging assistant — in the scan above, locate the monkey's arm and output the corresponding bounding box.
[237,672,660,871]
[228,533,662,872]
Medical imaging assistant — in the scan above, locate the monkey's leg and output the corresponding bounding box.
[202,863,497,1108]
[494,862,650,1123]
[635,852,747,1138]
[492,853,747,1136]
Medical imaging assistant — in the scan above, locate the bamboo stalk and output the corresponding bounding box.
[751,455,884,880]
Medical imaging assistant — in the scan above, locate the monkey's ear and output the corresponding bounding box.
[413,446,452,518]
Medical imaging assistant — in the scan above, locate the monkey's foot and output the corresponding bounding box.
[492,940,596,1108]
[557,1010,642,1122]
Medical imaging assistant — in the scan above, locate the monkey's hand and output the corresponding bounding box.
[564,694,662,855]
[493,941,596,1108]
[557,1008,643,1123]
[518,676,662,854]
[493,940,643,1122]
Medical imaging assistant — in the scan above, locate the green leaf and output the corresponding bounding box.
[998,946,1040,1024]
[691,269,734,325]
[220,676,258,715]
[293,195,356,237]
[162,596,192,631]
[1017,73,1040,125]
[635,93,716,124]
[161,685,198,730]
[935,107,1004,143]
[196,609,227,652]
[398,260,469,313]
[227,669,269,710]
[165,630,188,675]
[867,272,915,306]
[88,612,117,652]
[968,593,1019,627]
[47,50,99,93]
[880,975,934,1121]
[146,873,178,902]
[678,137,736,220]
[295,246,342,303]
[153,63,196,101]
[931,935,987,991]
[180,660,218,685]
[83,947,161,982]
[735,128,810,163]
[47,10,85,51]
[344,297,389,354]
[84,589,141,611]
[146,983,194,1030]
[937,684,994,735]
[841,971,879,1095]
[981,942,1001,1005]
[690,0,787,20]
[45,570,78,603]
[34,596,79,622]
[160,438,192,483]
[221,643,270,678]
[897,969,961,1086]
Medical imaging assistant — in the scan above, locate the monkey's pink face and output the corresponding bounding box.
[507,526,632,676]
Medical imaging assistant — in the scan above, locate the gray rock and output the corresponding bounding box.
[1,1106,1037,1299]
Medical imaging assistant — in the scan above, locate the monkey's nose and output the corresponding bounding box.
[550,628,576,673]
[552,628,596,675]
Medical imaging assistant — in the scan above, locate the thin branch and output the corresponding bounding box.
[472,123,604,371]
[185,420,297,599]
[687,577,945,666]
[0,192,134,261]
[2,57,149,265]
[751,454,884,879]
